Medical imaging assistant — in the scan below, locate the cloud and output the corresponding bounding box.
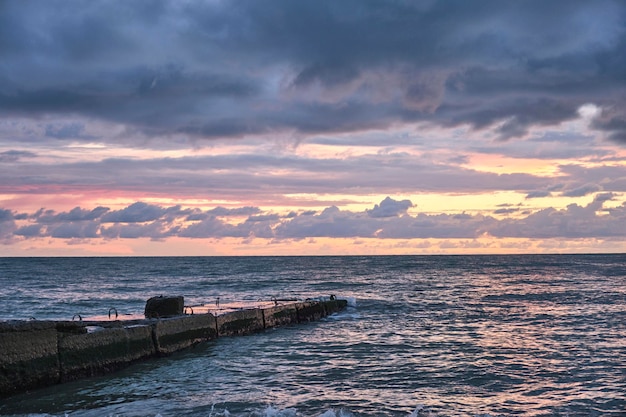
[493,208,519,215]
[206,206,261,217]
[44,122,95,139]
[0,150,36,163]
[594,192,616,203]
[101,202,169,223]
[490,198,626,239]
[526,191,552,199]
[2,195,626,244]
[367,196,413,218]
[0,209,17,243]
[48,221,101,239]
[100,221,171,240]
[0,151,574,199]
[36,206,110,223]
[13,224,43,238]
[245,214,281,223]
[0,1,625,254]
[561,184,602,197]
[0,0,624,143]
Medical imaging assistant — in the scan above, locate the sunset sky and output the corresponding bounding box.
[1,0,626,256]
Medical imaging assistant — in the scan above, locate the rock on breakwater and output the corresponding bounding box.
[0,297,347,397]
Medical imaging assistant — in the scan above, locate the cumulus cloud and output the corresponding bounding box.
[37,206,110,223]
[206,207,261,217]
[490,197,626,239]
[5,197,625,244]
[13,224,43,238]
[367,197,413,218]
[101,202,169,223]
[0,209,17,243]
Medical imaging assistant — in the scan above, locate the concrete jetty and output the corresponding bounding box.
[0,296,347,397]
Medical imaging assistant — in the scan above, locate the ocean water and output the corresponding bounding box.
[0,255,625,417]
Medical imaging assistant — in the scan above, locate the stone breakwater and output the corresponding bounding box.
[0,297,347,397]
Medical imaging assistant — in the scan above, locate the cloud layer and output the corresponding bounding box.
[1,0,625,144]
[2,196,625,245]
[1,1,626,254]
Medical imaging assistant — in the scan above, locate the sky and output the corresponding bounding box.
[1,0,626,256]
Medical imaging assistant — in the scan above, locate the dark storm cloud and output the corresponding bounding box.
[44,123,94,140]
[1,0,624,143]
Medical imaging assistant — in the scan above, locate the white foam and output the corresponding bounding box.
[408,404,438,416]
[254,405,297,417]
[340,296,357,307]
[317,409,354,417]
[408,404,426,417]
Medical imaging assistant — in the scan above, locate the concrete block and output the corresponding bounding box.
[321,299,348,315]
[262,304,298,328]
[56,321,88,334]
[145,295,184,318]
[217,309,264,337]
[295,301,326,322]
[58,326,131,381]
[152,314,217,355]
[125,325,156,361]
[0,320,60,396]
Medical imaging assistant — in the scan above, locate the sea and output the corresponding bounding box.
[0,255,624,417]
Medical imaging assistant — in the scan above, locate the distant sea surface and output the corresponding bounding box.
[1,255,625,417]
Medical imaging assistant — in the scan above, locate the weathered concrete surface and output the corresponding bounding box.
[125,325,156,361]
[295,301,326,322]
[153,314,217,354]
[1,298,348,398]
[262,304,298,328]
[321,299,348,316]
[0,321,60,396]
[58,326,139,381]
[145,295,184,318]
[217,308,264,336]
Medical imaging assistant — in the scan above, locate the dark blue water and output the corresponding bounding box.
[1,255,625,416]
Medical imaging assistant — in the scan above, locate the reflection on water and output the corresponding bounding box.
[0,255,625,416]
